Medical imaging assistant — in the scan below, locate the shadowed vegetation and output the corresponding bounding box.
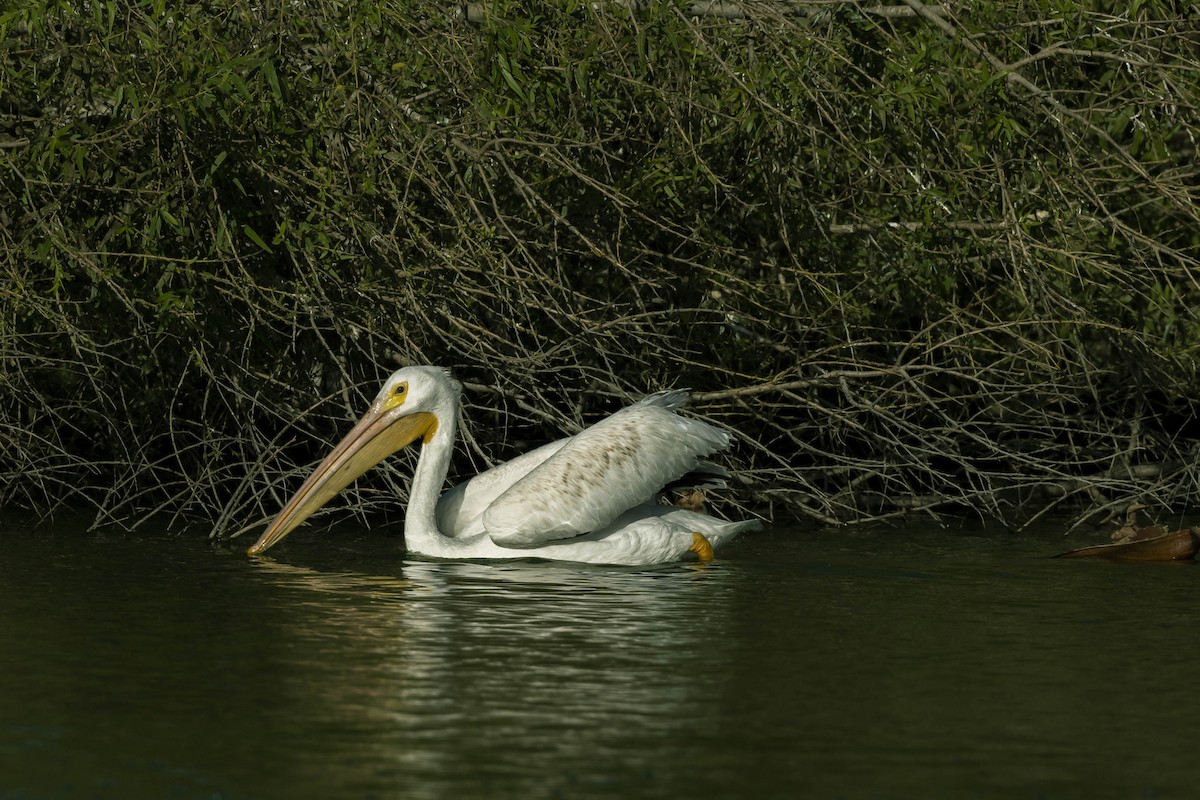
[3,1,1199,536]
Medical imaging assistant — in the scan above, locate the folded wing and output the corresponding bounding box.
[434,439,566,538]
[478,390,732,547]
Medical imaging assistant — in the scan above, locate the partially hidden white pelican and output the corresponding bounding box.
[247,366,760,565]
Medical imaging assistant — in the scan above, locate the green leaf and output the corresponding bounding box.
[496,53,527,103]
[261,58,282,104]
[242,224,273,253]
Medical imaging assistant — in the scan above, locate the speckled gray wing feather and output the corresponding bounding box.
[480,390,732,547]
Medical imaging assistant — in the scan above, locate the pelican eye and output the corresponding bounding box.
[384,380,409,409]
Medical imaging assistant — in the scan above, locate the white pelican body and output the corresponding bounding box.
[248,366,759,565]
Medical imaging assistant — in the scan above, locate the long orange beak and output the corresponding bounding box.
[248,406,438,555]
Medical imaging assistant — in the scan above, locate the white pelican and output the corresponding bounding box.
[247,366,760,564]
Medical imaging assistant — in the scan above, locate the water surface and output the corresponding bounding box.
[1,519,1197,798]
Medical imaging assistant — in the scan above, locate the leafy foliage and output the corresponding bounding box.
[3,0,1199,533]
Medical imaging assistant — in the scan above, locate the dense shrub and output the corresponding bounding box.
[2,1,1198,535]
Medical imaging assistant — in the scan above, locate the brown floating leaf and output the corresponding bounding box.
[1056,528,1199,562]
[672,488,709,514]
[1113,524,1168,544]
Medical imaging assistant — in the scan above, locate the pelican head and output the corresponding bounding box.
[247,366,460,555]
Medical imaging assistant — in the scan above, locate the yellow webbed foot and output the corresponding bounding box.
[687,531,715,563]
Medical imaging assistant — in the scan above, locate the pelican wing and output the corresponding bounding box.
[434,439,566,538]
[479,390,732,547]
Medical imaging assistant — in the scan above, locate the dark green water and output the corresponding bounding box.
[1,519,1197,799]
